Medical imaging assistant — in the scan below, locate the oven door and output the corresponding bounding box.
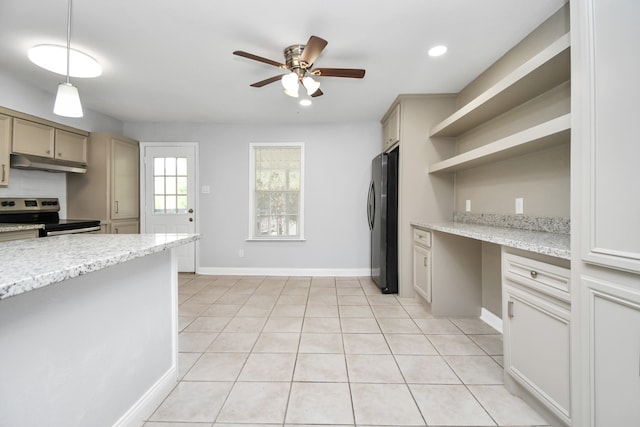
[45,225,102,236]
[43,219,102,236]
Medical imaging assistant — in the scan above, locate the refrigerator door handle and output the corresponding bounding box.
[367,180,375,230]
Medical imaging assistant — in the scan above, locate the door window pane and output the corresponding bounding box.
[153,157,188,214]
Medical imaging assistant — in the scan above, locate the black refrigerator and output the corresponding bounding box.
[367,146,399,294]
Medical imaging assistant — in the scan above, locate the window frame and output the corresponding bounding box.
[248,142,305,241]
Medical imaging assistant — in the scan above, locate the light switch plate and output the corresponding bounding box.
[201,185,211,194]
[515,197,524,214]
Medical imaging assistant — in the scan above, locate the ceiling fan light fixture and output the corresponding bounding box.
[281,72,299,91]
[302,76,320,96]
[54,82,83,117]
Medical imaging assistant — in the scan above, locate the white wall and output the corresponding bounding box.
[125,121,381,275]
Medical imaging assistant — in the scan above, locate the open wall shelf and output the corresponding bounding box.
[429,114,570,174]
[430,34,570,138]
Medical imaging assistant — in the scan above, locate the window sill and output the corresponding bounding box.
[246,238,306,242]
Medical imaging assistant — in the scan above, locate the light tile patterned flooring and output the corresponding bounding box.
[145,274,550,427]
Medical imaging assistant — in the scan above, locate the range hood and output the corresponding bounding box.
[10,154,87,174]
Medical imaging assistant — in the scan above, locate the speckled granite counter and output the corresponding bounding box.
[411,220,570,260]
[0,233,199,300]
[0,223,44,233]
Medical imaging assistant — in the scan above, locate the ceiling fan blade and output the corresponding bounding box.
[310,88,323,97]
[233,50,285,68]
[250,75,285,87]
[299,36,328,67]
[312,68,366,78]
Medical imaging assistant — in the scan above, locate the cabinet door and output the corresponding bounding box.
[504,286,571,423]
[413,244,431,302]
[585,277,640,426]
[576,0,640,273]
[54,129,87,163]
[12,118,54,158]
[382,104,400,151]
[111,138,139,220]
[110,221,139,234]
[0,114,10,186]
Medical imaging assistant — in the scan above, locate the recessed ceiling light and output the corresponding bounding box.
[428,45,448,57]
[299,99,312,106]
[28,44,102,78]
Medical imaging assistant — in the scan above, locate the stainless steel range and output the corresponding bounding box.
[0,197,101,236]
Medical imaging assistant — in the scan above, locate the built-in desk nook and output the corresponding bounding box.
[412,216,571,426]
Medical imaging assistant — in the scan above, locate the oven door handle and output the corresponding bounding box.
[45,225,102,236]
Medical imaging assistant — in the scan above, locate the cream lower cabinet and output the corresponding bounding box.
[502,251,571,426]
[583,277,640,426]
[0,229,39,242]
[110,221,139,234]
[413,228,432,302]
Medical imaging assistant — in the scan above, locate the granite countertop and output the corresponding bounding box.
[411,220,570,260]
[0,233,200,300]
[0,223,45,232]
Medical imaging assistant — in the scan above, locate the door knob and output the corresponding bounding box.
[189,218,193,222]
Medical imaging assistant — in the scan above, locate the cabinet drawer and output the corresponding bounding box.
[413,228,431,247]
[504,253,570,301]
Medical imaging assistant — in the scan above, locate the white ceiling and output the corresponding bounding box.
[0,0,566,125]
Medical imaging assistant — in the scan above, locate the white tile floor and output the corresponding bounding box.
[145,274,550,427]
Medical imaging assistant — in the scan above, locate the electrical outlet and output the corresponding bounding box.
[238,249,245,258]
[515,197,524,214]
[465,200,471,212]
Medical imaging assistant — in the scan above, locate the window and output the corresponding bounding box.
[153,157,189,213]
[249,143,304,240]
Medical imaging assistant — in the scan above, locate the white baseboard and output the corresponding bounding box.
[113,366,177,427]
[480,307,503,333]
[197,267,370,277]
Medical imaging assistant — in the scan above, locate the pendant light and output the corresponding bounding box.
[54,0,83,118]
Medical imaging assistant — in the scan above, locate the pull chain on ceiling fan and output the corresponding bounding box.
[233,35,365,98]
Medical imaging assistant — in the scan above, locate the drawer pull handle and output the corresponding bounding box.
[424,257,427,267]
[530,271,538,279]
[508,300,514,318]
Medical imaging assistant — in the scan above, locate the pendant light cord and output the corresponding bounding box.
[65,0,72,83]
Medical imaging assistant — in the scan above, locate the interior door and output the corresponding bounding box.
[143,144,197,272]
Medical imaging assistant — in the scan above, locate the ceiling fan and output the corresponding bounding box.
[233,35,365,98]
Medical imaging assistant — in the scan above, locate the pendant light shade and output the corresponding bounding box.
[54,82,83,117]
[53,0,84,118]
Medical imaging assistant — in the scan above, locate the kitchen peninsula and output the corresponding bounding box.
[0,233,199,427]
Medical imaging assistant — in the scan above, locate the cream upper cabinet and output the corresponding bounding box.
[54,129,87,163]
[11,117,87,164]
[0,114,10,186]
[381,103,400,152]
[12,118,55,158]
[111,138,139,220]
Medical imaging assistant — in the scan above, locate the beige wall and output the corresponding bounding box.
[451,4,570,219]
